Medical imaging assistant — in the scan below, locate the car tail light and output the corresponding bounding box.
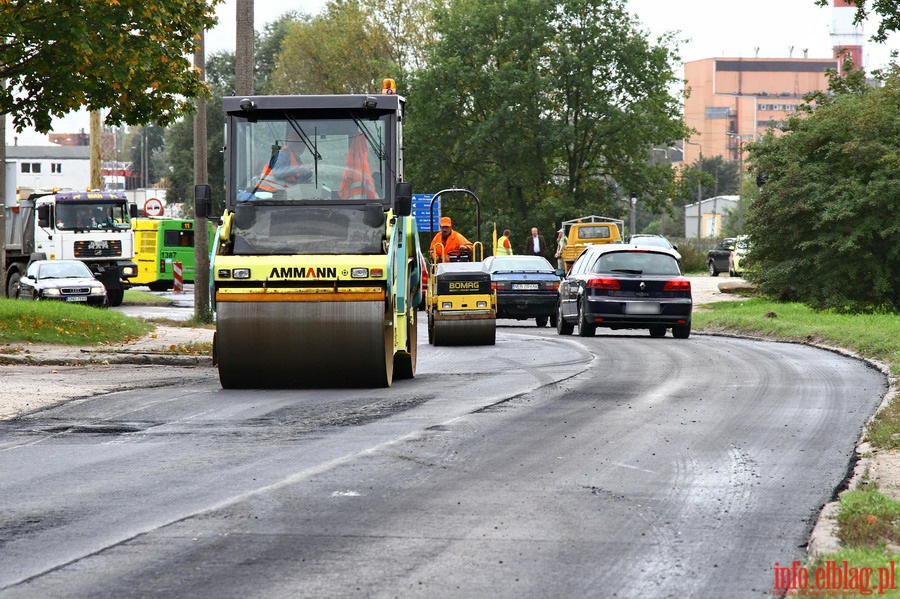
[492,281,510,291]
[543,281,559,291]
[663,278,691,292]
[586,277,621,290]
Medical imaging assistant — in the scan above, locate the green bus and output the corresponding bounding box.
[132,218,214,291]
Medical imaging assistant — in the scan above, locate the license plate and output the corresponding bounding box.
[66,296,88,302]
[511,283,539,290]
[625,301,660,314]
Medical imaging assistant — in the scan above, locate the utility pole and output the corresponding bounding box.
[235,0,254,96]
[629,192,637,239]
[194,29,211,323]
[90,111,102,190]
[685,141,703,245]
[1,83,6,293]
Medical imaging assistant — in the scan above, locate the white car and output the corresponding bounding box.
[627,234,682,262]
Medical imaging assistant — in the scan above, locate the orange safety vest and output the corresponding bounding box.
[339,134,378,200]
[257,147,303,192]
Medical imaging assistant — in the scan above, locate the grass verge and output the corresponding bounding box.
[0,298,152,346]
[695,297,900,581]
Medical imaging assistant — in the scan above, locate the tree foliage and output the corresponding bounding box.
[405,0,686,242]
[746,65,900,312]
[268,0,397,95]
[361,0,435,73]
[0,0,219,132]
[255,11,304,95]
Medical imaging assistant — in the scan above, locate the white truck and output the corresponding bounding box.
[3,189,138,306]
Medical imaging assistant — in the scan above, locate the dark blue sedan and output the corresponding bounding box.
[556,245,692,338]
[484,255,563,327]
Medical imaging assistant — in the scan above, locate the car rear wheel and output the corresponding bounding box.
[708,260,719,277]
[556,301,573,336]
[577,300,595,337]
[673,322,691,339]
[536,316,548,327]
[649,326,667,338]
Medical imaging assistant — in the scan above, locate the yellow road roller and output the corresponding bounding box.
[425,189,497,346]
[195,81,424,389]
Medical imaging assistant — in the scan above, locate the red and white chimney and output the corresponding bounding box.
[832,0,864,73]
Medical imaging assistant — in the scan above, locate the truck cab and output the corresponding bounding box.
[559,215,624,273]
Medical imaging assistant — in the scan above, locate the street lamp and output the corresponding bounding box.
[629,192,637,239]
[684,140,702,244]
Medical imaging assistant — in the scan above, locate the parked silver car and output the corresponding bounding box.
[17,260,109,307]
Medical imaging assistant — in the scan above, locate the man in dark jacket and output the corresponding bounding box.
[523,227,547,257]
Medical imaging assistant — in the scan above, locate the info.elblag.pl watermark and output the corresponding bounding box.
[772,560,896,596]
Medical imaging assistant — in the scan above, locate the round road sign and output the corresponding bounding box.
[144,198,164,217]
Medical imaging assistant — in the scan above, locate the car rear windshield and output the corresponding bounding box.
[592,252,680,275]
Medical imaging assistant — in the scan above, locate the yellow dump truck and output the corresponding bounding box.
[559,215,624,273]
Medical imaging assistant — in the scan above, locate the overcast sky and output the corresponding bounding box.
[7,0,897,145]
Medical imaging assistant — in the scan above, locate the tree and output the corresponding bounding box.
[1,1,218,132]
[255,12,304,95]
[405,0,686,244]
[361,0,435,73]
[268,0,397,95]
[745,64,900,311]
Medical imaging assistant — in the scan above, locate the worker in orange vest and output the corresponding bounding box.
[256,127,312,193]
[430,216,473,263]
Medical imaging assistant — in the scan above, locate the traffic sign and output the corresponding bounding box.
[144,198,164,217]
[412,194,440,232]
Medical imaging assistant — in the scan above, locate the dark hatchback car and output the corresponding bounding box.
[484,255,563,327]
[17,260,109,307]
[556,245,692,338]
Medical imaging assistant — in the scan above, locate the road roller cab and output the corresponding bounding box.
[425,189,497,346]
[200,79,424,389]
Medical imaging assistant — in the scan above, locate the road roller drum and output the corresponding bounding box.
[215,298,392,389]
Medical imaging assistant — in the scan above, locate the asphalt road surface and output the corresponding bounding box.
[0,323,886,598]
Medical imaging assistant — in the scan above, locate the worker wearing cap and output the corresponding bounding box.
[430,216,473,263]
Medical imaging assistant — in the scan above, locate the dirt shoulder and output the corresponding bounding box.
[0,326,214,420]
